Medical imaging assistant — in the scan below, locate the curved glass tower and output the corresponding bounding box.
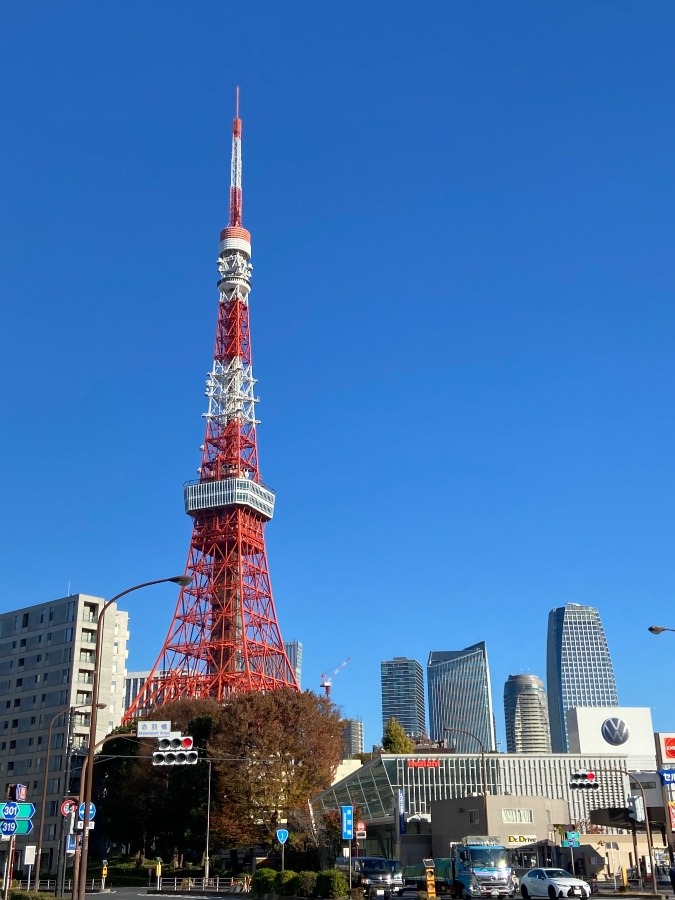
[428,642,496,751]
[503,674,551,753]
[546,604,618,752]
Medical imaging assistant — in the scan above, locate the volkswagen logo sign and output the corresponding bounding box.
[601,717,630,746]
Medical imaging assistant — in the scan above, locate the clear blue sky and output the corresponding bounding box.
[2,2,675,751]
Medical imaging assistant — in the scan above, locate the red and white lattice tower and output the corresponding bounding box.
[124,90,299,718]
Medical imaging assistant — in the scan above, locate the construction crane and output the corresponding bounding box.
[320,657,351,697]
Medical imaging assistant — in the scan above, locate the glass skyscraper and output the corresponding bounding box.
[427,642,496,751]
[503,673,551,753]
[546,603,618,752]
[380,657,426,739]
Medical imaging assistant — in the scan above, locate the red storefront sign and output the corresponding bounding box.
[407,759,440,768]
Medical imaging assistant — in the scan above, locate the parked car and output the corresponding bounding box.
[520,868,591,900]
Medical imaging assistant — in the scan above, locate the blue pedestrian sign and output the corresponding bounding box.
[341,805,354,841]
[276,829,289,844]
[78,802,96,821]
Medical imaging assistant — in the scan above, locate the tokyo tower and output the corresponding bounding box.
[125,91,299,718]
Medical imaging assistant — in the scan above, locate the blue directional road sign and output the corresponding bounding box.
[276,829,289,844]
[341,805,354,841]
[78,802,96,821]
[0,821,17,837]
[1,803,18,820]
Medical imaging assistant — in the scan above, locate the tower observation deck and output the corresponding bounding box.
[124,91,299,718]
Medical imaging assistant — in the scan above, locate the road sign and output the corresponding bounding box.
[658,769,675,785]
[276,829,289,844]
[565,831,579,841]
[341,805,354,841]
[66,834,76,855]
[0,802,34,820]
[562,840,579,848]
[13,821,33,836]
[76,821,95,831]
[78,802,96,821]
[137,720,172,737]
[61,799,78,817]
[0,821,17,837]
[356,830,367,839]
[357,821,365,831]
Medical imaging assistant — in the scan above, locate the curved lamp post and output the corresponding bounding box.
[444,726,488,828]
[76,575,191,900]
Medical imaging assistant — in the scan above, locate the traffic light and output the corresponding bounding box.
[152,733,199,765]
[627,795,645,822]
[569,771,599,790]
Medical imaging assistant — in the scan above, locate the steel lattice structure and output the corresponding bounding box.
[124,91,299,719]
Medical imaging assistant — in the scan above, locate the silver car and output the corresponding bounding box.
[520,869,591,900]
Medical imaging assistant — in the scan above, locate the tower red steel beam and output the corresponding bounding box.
[124,91,298,719]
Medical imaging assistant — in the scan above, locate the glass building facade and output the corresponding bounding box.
[546,604,618,752]
[503,674,551,753]
[380,658,426,739]
[312,751,629,828]
[427,642,496,751]
[284,640,303,688]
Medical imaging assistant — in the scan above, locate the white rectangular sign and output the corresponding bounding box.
[24,846,36,865]
[136,720,172,737]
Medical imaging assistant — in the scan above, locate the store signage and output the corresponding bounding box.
[665,737,675,759]
[407,759,440,768]
[508,835,536,844]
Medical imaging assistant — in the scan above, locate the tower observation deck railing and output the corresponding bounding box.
[183,476,275,520]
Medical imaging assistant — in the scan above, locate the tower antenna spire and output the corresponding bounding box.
[230,86,243,227]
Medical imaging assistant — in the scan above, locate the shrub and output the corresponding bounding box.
[252,867,278,894]
[9,892,55,900]
[296,871,319,897]
[275,870,298,895]
[315,868,349,899]
[349,888,364,900]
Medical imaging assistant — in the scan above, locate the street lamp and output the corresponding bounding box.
[34,703,105,890]
[648,625,675,635]
[76,575,191,900]
[444,727,488,829]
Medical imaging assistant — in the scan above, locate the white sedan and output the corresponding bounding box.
[520,869,591,900]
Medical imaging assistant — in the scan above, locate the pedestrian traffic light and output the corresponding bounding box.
[152,733,198,765]
[569,771,599,789]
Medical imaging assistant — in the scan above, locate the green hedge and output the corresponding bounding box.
[9,891,55,900]
[296,871,318,897]
[315,868,349,899]
[274,870,298,895]
[252,866,278,893]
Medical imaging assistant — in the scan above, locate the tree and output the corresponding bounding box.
[382,717,414,753]
[97,691,344,861]
[207,689,344,847]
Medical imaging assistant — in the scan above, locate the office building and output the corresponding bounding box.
[124,671,150,713]
[0,593,128,872]
[546,604,618,752]
[428,642,496,751]
[503,674,551,753]
[342,719,364,759]
[380,658,425,739]
[284,640,303,689]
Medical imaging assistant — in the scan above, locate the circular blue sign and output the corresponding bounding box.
[78,802,96,821]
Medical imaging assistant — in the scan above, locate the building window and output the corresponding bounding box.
[469,809,479,825]
[21,614,28,628]
[11,720,17,729]
[502,808,534,824]
[9,741,15,751]
[19,639,26,648]
[7,762,14,773]
[17,659,24,669]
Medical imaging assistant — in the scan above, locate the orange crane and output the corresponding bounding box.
[320,657,351,696]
